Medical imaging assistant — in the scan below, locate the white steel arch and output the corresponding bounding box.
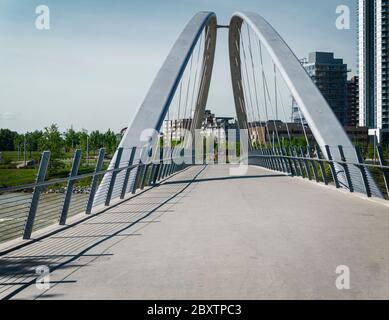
[95,12,217,205]
[121,11,217,149]
[229,11,382,197]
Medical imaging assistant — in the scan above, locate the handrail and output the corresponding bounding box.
[247,154,389,170]
[0,155,187,193]
[0,148,191,243]
[246,145,389,200]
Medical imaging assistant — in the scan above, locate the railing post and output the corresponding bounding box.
[256,149,262,167]
[146,147,157,186]
[23,151,50,240]
[338,145,354,193]
[162,148,171,178]
[272,148,281,172]
[167,150,174,176]
[315,145,328,185]
[270,149,275,170]
[325,145,340,189]
[59,149,82,225]
[281,148,289,173]
[169,163,176,176]
[291,147,300,176]
[156,149,164,182]
[120,147,137,199]
[105,147,124,206]
[276,148,288,173]
[153,164,160,185]
[86,148,105,214]
[258,149,264,168]
[131,165,141,194]
[377,146,389,196]
[354,146,371,197]
[168,147,175,176]
[260,149,266,168]
[148,164,157,186]
[290,147,302,177]
[283,147,294,176]
[159,148,166,180]
[154,147,163,184]
[267,149,274,170]
[276,148,284,172]
[300,146,312,180]
[162,148,169,178]
[181,148,186,171]
[140,163,150,190]
[293,146,304,177]
[307,147,319,183]
[263,149,269,169]
[132,147,146,194]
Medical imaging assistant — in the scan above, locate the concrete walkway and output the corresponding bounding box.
[1,165,388,299]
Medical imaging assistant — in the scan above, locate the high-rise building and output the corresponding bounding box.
[303,52,348,126]
[347,76,359,127]
[358,0,389,142]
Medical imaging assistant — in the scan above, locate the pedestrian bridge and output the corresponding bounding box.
[0,165,388,299]
[0,10,389,299]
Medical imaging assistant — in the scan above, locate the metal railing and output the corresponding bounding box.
[248,144,389,200]
[0,147,189,244]
[1,143,387,245]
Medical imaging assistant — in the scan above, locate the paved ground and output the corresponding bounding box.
[1,165,388,300]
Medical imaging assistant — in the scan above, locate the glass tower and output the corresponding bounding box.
[358,0,389,141]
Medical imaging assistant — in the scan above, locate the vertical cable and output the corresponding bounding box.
[239,27,262,149]
[246,24,266,149]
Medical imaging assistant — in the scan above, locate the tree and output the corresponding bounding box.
[78,129,89,152]
[89,130,104,154]
[39,124,65,173]
[284,136,308,149]
[26,130,43,153]
[103,129,118,155]
[0,129,18,151]
[64,127,80,152]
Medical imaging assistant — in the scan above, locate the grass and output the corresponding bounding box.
[0,157,109,189]
[0,169,37,188]
[0,151,41,162]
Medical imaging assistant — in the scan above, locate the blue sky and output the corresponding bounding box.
[0,0,357,132]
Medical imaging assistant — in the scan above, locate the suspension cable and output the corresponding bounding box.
[246,24,266,150]
[239,28,262,149]
[296,99,310,148]
[257,38,277,149]
[274,64,292,145]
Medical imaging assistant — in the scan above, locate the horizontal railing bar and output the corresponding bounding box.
[247,154,389,170]
[0,208,30,217]
[0,155,185,193]
[0,202,31,211]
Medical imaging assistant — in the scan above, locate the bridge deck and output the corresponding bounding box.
[1,165,388,299]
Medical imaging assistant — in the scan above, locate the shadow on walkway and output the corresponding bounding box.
[163,173,287,185]
[0,166,207,300]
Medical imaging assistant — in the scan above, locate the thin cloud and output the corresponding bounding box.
[0,112,17,120]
